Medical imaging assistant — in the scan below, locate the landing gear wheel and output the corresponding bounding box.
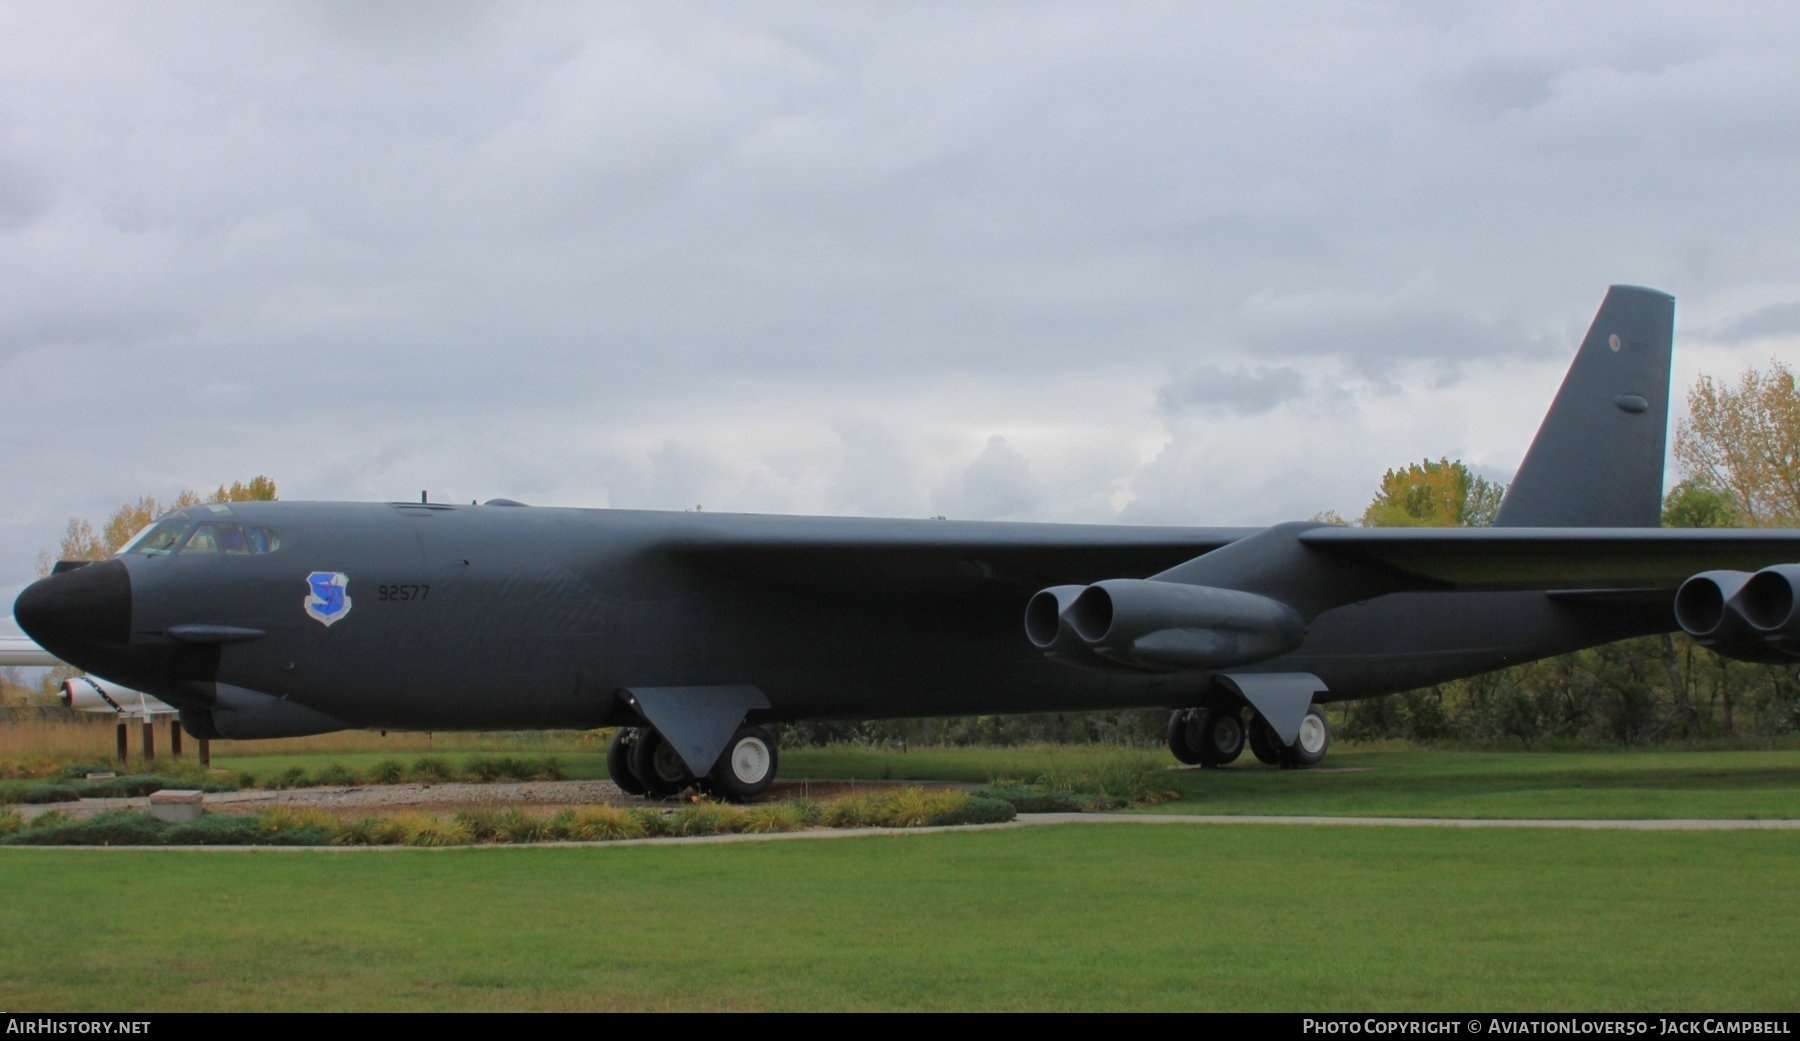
[1166,709,1204,765]
[707,725,778,802]
[607,727,646,796]
[1194,705,1246,767]
[627,728,693,799]
[1280,705,1331,769]
[1247,721,1282,765]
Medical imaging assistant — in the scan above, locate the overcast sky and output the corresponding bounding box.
[2,1,1797,576]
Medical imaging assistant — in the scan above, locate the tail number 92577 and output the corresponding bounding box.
[377,584,430,602]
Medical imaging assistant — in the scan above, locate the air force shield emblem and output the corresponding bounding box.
[304,571,353,627]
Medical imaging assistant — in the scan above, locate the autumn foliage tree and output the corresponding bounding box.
[1674,360,1800,526]
[1359,457,1505,527]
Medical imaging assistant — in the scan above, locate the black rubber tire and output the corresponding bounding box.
[1195,705,1246,767]
[1247,720,1283,765]
[1280,705,1331,769]
[606,727,647,796]
[707,725,779,802]
[1166,709,1204,765]
[627,728,692,799]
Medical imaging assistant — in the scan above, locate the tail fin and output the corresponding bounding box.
[1492,285,1675,528]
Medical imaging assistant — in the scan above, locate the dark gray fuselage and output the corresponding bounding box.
[60,500,1670,733]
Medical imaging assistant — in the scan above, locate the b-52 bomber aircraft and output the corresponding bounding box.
[18,286,1800,800]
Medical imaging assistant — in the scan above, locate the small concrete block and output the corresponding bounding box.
[149,788,204,822]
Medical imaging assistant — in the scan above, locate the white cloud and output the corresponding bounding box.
[3,2,1799,573]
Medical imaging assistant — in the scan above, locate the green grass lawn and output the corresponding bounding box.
[2,824,1794,1011]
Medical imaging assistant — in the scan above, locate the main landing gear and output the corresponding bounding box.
[1168,702,1330,769]
[606,724,780,802]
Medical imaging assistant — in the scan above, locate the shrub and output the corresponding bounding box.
[926,795,1016,827]
[271,767,311,790]
[84,774,166,798]
[21,784,80,804]
[233,771,258,789]
[400,814,472,847]
[313,763,361,787]
[666,801,742,837]
[0,808,24,836]
[410,757,454,782]
[629,807,670,838]
[823,793,882,829]
[371,760,406,784]
[495,808,555,843]
[26,809,72,830]
[61,762,112,779]
[741,802,811,834]
[1032,755,1172,803]
[256,806,338,839]
[975,787,1085,813]
[452,807,508,842]
[4,809,167,846]
[466,756,503,782]
[564,806,647,842]
[872,786,965,828]
[331,816,388,846]
[164,813,264,846]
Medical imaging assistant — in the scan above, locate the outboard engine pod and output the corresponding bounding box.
[1060,579,1305,671]
[1674,568,1800,664]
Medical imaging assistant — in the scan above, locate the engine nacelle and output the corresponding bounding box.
[1674,567,1800,664]
[191,684,351,740]
[1027,578,1305,672]
[60,676,178,718]
[1024,585,1123,669]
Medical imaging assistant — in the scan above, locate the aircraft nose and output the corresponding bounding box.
[14,559,132,658]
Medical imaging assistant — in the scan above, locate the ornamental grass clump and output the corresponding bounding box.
[563,806,647,841]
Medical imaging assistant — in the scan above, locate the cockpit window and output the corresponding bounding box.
[122,518,190,557]
[123,516,280,557]
[176,522,279,556]
[182,524,220,554]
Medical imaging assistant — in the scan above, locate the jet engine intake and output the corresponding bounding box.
[1027,578,1305,671]
[1674,567,1800,663]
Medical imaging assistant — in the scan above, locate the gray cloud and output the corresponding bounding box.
[3,4,1800,572]
[1157,363,1305,416]
[1708,301,1800,345]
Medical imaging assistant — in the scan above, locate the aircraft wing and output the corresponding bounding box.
[1296,526,1800,591]
[659,514,1261,596]
[0,633,57,667]
[667,514,1800,601]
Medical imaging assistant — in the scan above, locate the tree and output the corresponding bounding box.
[1360,458,1504,528]
[1673,360,1800,526]
[38,476,279,574]
[1661,477,1742,529]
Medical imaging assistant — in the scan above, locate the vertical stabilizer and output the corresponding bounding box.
[1492,285,1674,528]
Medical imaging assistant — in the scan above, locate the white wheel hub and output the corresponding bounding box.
[729,738,772,785]
[1297,713,1327,755]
